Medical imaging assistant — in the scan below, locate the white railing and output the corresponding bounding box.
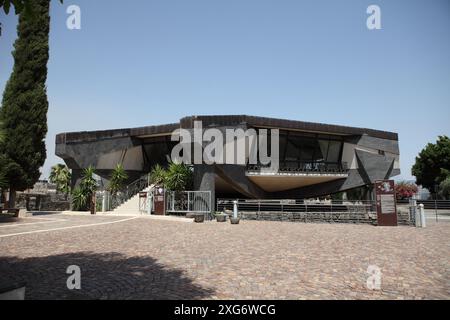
[166,191,211,214]
[217,198,377,215]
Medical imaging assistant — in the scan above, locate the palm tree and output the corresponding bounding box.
[80,166,97,214]
[71,186,89,211]
[149,163,193,191]
[149,164,167,186]
[71,166,98,213]
[164,162,193,192]
[107,163,128,196]
[49,164,71,198]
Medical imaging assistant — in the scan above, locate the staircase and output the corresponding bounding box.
[112,185,154,214]
[108,174,154,214]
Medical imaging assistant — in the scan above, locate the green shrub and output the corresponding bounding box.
[71,187,89,211]
[108,163,128,195]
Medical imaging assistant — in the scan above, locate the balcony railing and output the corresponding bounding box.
[247,161,349,174]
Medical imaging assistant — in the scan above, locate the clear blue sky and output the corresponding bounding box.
[1,0,449,181]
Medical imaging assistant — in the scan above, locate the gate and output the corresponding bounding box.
[166,191,211,217]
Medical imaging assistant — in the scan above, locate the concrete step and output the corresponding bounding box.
[112,184,154,213]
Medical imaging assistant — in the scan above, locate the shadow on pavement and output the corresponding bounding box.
[28,211,65,216]
[0,215,20,224]
[0,251,215,300]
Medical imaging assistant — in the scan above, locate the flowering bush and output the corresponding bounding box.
[395,182,418,200]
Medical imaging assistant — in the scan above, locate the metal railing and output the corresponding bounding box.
[247,161,349,174]
[109,174,149,211]
[217,198,377,217]
[398,199,450,223]
[166,191,211,216]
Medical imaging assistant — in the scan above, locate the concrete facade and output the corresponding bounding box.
[55,115,400,207]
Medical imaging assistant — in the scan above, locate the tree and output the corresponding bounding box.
[149,164,167,186]
[0,121,6,190]
[439,177,450,200]
[394,181,418,200]
[71,166,98,214]
[149,163,193,191]
[0,0,62,15]
[412,136,450,194]
[164,162,193,192]
[0,0,50,207]
[71,186,89,211]
[49,164,71,197]
[0,158,7,191]
[0,120,5,144]
[80,166,97,215]
[107,164,128,196]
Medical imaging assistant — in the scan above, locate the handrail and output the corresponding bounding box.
[217,198,375,204]
[110,174,150,210]
[247,161,349,174]
[217,198,377,215]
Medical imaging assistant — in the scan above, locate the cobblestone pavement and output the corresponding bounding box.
[0,214,448,300]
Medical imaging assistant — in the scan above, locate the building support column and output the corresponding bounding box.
[71,169,83,190]
[194,164,216,214]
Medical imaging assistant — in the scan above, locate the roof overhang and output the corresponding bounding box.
[246,172,348,192]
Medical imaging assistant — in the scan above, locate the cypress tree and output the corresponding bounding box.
[0,0,50,206]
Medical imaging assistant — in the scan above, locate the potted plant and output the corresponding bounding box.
[215,212,227,222]
[230,217,240,224]
[193,213,205,223]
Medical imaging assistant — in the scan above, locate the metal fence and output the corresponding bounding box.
[398,199,450,223]
[217,198,450,224]
[166,191,211,217]
[217,198,376,214]
[247,161,349,174]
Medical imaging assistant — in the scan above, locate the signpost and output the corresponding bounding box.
[153,186,165,215]
[375,180,398,226]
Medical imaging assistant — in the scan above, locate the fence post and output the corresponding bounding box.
[209,191,212,220]
[147,189,152,215]
[419,204,426,228]
[305,201,308,222]
[435,199,438,223]
[188,192,191,212]
[172,192,175,212]
[102,191,107,213]
[409,197,417,224]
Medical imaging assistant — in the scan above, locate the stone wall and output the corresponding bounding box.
[16,193,70,212]
[237,210,414,226]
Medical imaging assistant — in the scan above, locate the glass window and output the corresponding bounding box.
[300,139,316,161]
[318,140,329,162]
[274,131,343,167]
[326,141,342,163]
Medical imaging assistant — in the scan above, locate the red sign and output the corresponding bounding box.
[375,180,398,226]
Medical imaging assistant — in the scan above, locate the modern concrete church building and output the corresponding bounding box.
[55,115,400,207]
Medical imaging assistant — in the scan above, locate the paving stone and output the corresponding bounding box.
[0,215,448,299]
